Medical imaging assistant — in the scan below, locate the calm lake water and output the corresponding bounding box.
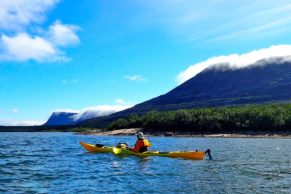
[0,132,290,193]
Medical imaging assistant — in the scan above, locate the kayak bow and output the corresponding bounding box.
[80,141,211,160]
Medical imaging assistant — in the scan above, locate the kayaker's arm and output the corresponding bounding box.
[130,141,141,152]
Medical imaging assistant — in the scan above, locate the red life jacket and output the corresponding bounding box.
[132,139,150,153]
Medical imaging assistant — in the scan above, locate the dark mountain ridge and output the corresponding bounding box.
[114,58,291,114]
[81,57,291,127]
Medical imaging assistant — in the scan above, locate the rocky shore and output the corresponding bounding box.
[77,128,291,138]
[79,128,139,136]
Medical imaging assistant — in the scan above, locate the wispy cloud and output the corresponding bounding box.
[210,15,291,43]
[0,0,59,31]
[135,1,291,43]
[124,75,146,82]
[115,98,126,105]
[177,44,291,84]
[0,119,44,126]
[49,20,80,47]
[61,79,79,84]
[11,108,19,113]
[0,108,20,114]
[0,0,80,62]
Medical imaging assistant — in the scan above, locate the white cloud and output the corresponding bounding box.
[177,45,291,84]
[124,75,146,82]
[1,33,56,61]
[0,119,44,126]
[0,0,59,31]
[0,0,80,62]
[49,20,80,46]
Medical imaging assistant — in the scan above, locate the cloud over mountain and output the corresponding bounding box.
[177,45,291,84]
[45,100,133,125]
[72,105,133,122]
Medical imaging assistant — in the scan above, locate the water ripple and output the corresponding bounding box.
[1,133,291,193]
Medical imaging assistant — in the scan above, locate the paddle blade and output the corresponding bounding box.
[112,147,122,155]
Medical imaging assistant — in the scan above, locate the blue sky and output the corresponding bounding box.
[1,0,291,125]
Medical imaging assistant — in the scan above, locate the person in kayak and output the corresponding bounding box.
[130,132,151,153]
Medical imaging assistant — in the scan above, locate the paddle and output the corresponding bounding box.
[112,147,122,154]
[205,149,212,160]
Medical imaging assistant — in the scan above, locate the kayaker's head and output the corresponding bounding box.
[136,132,145,140]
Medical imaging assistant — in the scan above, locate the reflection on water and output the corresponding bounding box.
[0,132,291,193]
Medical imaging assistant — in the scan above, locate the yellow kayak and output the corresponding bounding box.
[80,141,211,160]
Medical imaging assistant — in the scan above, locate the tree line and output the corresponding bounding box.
[107,104,291,133]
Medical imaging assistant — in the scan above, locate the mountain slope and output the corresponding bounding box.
[81,58,291,127]
[128,59,291,111]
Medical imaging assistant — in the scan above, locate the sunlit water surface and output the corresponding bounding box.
[0,132,291,193]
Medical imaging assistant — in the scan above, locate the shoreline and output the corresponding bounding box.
[77,128,291,138]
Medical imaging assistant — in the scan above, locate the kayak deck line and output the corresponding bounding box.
[80,141,211,160]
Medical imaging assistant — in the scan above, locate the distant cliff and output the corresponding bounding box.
[44,112,78,126]
[44,108,125,126]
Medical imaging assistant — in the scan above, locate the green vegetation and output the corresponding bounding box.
[108,104,291,133]
[69,127,98,132]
